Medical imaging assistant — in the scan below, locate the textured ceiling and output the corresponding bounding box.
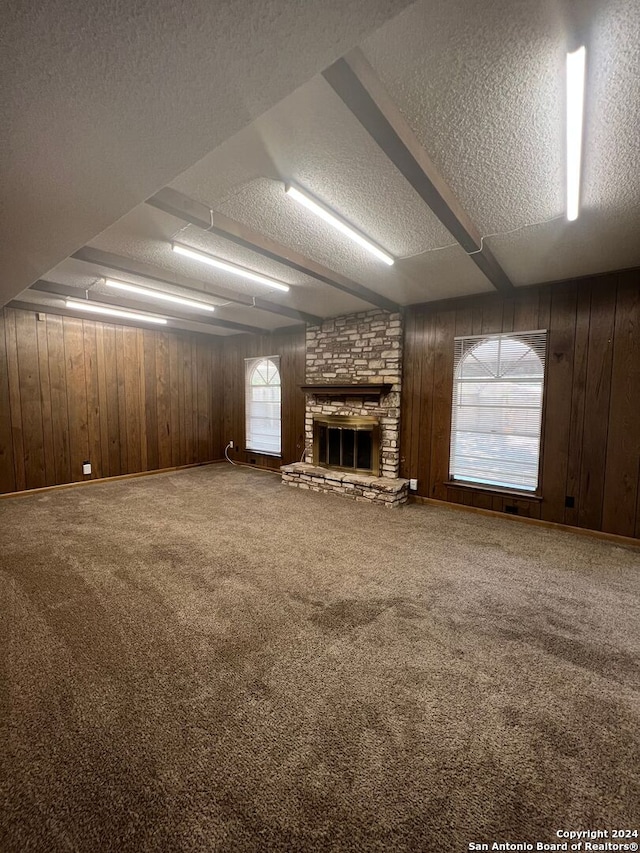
[9,0,640,331]
[0,0,413,305]
[85,206,371,318]
[170,77,494,304]
[362,0,640,284]
[13,289,239,337]
[43,258,301,333]
[171,77,454,259]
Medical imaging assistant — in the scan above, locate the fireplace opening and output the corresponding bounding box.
[313,415,380,476]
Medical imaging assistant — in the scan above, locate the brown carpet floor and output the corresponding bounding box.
[1,463,639,852]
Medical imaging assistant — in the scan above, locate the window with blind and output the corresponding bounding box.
[449,331,547,492]
[245,356,282,455]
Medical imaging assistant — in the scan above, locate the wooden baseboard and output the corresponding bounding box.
[409,495,640,549]
[0,460,226,500]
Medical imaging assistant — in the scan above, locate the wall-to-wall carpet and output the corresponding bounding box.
[1,464,639,851]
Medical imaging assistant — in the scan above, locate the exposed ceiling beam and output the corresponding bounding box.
[322,49,514,294]
[29,280,267,335]
[147,187,401,312]
[8,300,233,338]
[71,246,322,325]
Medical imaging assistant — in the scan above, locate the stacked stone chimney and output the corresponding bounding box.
[304,309,403,479]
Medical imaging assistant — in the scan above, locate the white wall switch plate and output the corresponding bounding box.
[82,462,92,475]
[409,478,418,490]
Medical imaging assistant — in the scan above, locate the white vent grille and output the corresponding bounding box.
[449,331,547,492]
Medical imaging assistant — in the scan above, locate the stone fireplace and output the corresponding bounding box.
[281,309,409,508]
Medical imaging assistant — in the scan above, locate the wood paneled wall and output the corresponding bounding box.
[221,327,306,469]
[401,269,640,538]
[0,308,224,493]
[4,268,640,542]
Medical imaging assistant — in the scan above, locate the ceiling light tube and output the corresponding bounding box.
[566,46,586,221]
[65,299,168,325]
[104,278,215,312]
[172,243,290,292]
[284,183,394,266]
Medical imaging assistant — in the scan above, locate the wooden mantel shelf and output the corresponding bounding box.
[300,383,393,398]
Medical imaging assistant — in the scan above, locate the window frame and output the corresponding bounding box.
[244,355,282,457]
[448,330,548,497]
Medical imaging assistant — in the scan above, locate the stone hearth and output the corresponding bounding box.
[281,463,409,508]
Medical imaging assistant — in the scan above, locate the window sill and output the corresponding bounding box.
[445,480,543,501]
[244,449,282,459]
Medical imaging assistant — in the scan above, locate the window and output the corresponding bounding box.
[449,331,547,492]
[245,356,281,455]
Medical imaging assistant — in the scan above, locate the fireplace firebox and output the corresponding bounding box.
[313,415,380,477]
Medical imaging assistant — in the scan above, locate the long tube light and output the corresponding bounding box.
[284,183,394,266]
[104,278,215,312]
[172,243,290,292]
[65,299,168,325]
[566,46,586,221]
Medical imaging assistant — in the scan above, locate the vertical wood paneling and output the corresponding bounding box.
[513,287,539,332]
[563,283,591,526]
[46,314,72,485]
[471,297,484,335]
[169,334,180,467]
[0,307,225,494]
[123,327,142,474]
[35,315,56,485]
[537,285,552,333]
[577,279,616,531]
[191,338,200,463]
[95,323,111,479]
[416,313,436,494]
[102,323,121,477]
[177,337,187,464]
[182,337,194,464]
[63,315,90,482]
[114,325,129,474]
[480,295,503,334]
[0,310,16,493]
[156,332,172,469]
[143,330,159,472]
[83,320,103,480]
[501,295,515,333]
[401,270,640,538]
[195,339,210,463]
[539,283,577,522]
[601,275,640,536]
[137,329,148,473]
[429,309,456,499]
[15,310,46,489]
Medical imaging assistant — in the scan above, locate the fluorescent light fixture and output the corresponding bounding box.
[65,299,168,325]
[284,183,394,266]
[104,278,215,312]
[172,243,290,292]
[566,46,586,221]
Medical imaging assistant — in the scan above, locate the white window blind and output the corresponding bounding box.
[449,331,547,492]
[245,356,282,455]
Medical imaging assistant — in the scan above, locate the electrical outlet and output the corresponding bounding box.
[409,478,418,490]
[82,461,92,475]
